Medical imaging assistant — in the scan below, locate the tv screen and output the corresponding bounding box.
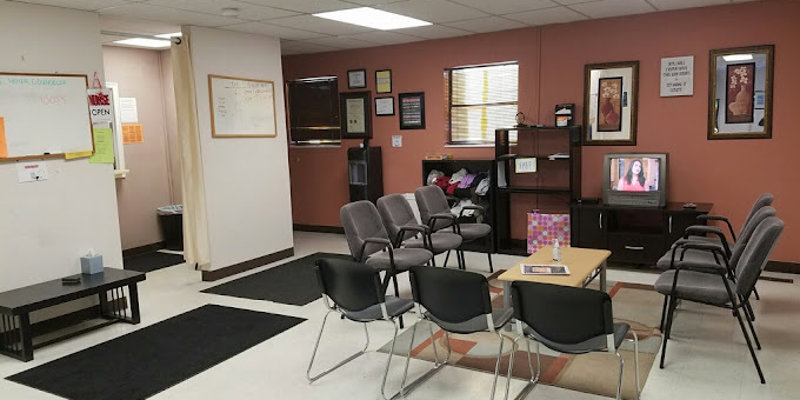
[608,157,661,192]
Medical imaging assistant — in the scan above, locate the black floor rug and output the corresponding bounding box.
[202,252,352,306]
[7,305,305,400]
[124,251,185,273]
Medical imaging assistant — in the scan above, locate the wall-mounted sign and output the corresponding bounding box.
[87,88,113,124]
[660,56,693,97]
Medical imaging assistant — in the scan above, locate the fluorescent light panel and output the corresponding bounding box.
[723,54,753,62]
[313,7,431,30]
[155,32,182,39]
[113,38,171,48]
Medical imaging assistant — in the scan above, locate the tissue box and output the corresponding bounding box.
[80,254,104,275]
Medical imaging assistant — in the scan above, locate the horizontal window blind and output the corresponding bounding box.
[448,63,518,144]
[287,77,341,143]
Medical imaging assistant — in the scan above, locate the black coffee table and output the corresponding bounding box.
[0,268,145,361]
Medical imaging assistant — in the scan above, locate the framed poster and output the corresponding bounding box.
[375,96,394,116]
[347,69,366,89]
[708,45,773,140]
[208,74,276,138]
[399,92,425,130]
[583,61,639,146]
[375,69,392,93]
[339,91,371,139]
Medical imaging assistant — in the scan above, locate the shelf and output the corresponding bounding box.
[497,186,571,194]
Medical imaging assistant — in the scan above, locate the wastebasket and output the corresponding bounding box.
[157,205,183,251]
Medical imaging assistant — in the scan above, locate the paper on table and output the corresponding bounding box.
[0,117,7,158]
[520,264,570,275]
[89,127,114,164]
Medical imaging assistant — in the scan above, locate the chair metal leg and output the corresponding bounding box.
[380,320,401,400]
[660,295,678,369]
[443,250,451,268]
[753,286,761,300]
[391,274,404,329]
[487,251,494,273]
[625,330,641,400]
[307,312,369,382]
[396,319,449,400]
[459,250,467,270]
[743,303,762,350]
[508,336,540,400]
[490,332,514,400]
[659,295,669,332]
[615,352,625,400]
[734,307,766,383]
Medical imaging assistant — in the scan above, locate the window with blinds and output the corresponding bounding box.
[447,62,518,144]
[287,76,341,144]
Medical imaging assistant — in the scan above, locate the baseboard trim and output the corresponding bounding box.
[293,224,345,234]
[765,260,800,274]
[122,242,166,258]
[201,247,295,282]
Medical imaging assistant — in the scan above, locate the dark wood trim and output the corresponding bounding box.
[122,241,166,258]
[765,260,800,274]
[293,224,345,234]
[201,247,294,281]
[0,296,129,341]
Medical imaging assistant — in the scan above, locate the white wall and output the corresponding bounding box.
[0,2,122,291]
[187,26,293,271]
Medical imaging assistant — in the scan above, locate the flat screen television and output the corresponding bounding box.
[603,153,667,207]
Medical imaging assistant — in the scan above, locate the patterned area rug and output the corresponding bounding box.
[379,272,663,400]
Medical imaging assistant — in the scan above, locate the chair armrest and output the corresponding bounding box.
[697,214,736,241]
[394,225,430,247]
[673,241,734,278]
[359,237,392,263]
[683,226,731,256]
[401,224,430,233]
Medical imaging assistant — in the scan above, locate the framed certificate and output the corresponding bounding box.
[375,69,392,93]
[340,91,371,139]
[375,96,394,116]
[347,69,366,89]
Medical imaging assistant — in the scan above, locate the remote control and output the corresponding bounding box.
[682,202,696,209]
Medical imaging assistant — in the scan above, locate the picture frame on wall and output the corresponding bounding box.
[375,69,392,94]
[347,69,366,89]
[399,92,425,130]
[375,96,394,116]
[708,45,773,140]
[339,91,371,139]
[583,61,639,146]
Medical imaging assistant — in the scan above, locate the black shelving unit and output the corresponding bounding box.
[493,126,582,255]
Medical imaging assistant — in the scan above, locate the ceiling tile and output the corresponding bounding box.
[220,21,329,40]
[569,0,656,19]
[267,14,372,35]
[504,6,587,26]
[339,0,401,4]
[552,0,603,5]
[449,0,558,15]
[281,40,340,54]
[344,30,423,45]
[99,15,181,36]
[304,36,381,49]
[11,0,129,11]
[99,3,242,27]
[394,24,472,39]
[647,0,729,11]
[443,16,527,33]
[236,0,357,13]
[377,0,489,23]
[146,0,299,21]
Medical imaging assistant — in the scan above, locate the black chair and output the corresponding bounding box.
[415,185,494,272]
[399,266,514,400]
[509,281,639,400]
[307,258,413,399]
[376,193,464,269]
[655,216,784,384]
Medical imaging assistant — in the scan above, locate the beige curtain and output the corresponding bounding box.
[171,29,211,270]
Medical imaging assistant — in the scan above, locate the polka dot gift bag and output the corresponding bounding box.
[527,210,570,254]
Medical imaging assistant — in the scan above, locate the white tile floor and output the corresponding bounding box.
[1,231,799,399]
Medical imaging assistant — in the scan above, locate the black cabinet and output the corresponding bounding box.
[421,159,495,253]
[348,147,383,203]
[571,202,714,266]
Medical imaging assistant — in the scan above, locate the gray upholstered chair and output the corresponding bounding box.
[340,200,433,299]
[376,193,463,269]
[509,281,639,400]
[414,185,493,272]
[695,192,774,245]
[655,216,784,384]
[307,258,413,400]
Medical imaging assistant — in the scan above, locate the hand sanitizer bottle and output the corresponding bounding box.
[553,239,561,261]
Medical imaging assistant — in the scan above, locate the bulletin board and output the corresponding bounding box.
[208,74,277,138]
[0,72,94,160]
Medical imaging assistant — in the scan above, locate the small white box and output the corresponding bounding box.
[80,254,104,275]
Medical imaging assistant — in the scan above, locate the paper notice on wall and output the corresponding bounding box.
[17,161,48,183]
[122,124,143,144]
[65,150,92,160]
[87,88,114,124]
[89,127,114,164]
[0,117,7,158]
[119,97,138,123]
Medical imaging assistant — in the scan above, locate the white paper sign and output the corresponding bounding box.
[661,56,694,97]
[515,157,537,173]
[17,161,48,183]
[119,97,138,123]
[87,88,113,124]
[392,135,402,147]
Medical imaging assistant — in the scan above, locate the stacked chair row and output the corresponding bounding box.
[307,260,640,400]
[654,193,784,384]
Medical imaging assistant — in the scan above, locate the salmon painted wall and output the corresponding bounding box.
[283,0,800,262]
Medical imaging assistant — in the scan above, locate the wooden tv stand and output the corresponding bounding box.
[571,201,713,266]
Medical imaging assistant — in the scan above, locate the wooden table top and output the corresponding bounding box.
[497,246,611,287]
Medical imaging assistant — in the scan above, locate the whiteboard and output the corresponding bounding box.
[208,74,277,138]
[0,73,93,159]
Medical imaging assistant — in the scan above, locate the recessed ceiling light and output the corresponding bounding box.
[312,7,431,30]
[723,54,754,62]
[113,38,172,49]
[155,32,182,39]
